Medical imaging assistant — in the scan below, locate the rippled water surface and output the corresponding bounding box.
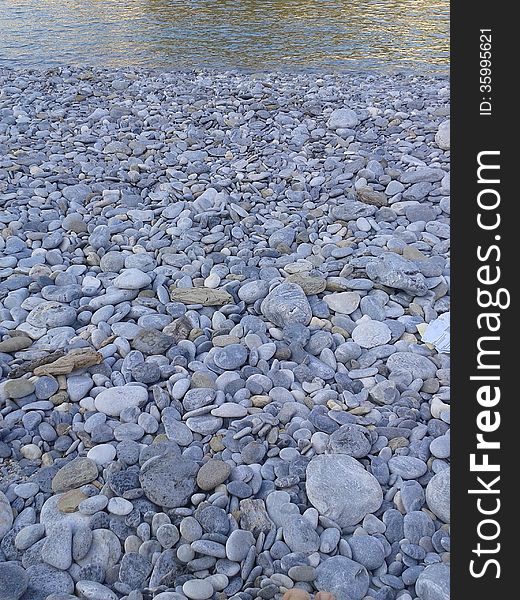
[0,0,449,71]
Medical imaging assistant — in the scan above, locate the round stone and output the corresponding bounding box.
[213,344,248,370]
[26,301,76,329]
[260,282,312,328]
[426,468,450,523]
[196,460,231,491]
[416,563,450,600]
[94,385,148,417]
[140,455,199,508]
[315,556,369,600]
[0,562,28,600]
[306,455,383,527]
[113,269,152,290]
[51,458,98,493]
[87,444,117,465]
[182,579,213,600]
[225,529,255,562]
[327,108,359,129]
[351,318,391,348]
[323,292,360,314]
[386,352,437,379]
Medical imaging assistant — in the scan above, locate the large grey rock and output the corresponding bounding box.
[51,458,98,493]
[0,490,14,537]
[435,120,450,150]
[426,468,450,523]
[366,254,428,296]
[26,302,76,329]
[327,108,359,129]
[327,424,372,458]
[386,352,438,379]
[0,562,28,600]
[94,385,148,417]
[23,564,74,600]
[416,563,450,600]
[260,283,312,328]
[306,455,383,527]
[283,515,320,554]
[140,455,199,508]
[315,556,369,600]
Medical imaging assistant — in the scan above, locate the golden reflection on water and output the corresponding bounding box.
[0,0,449,71]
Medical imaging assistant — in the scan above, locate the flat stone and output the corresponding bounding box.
[75,581,118,600]
[306,455,383,527]
[351,318,391,348]
[225,529,255,562]
[213,344,248,370]
[76,529,121,570]
[140,455,199,508]
[260,282,312,328]
[324,292,360,315]
[51,458,98,493]
[113,268,152,290]
[26,302,76,329]
[0,336,32,352]
[386,352,437,379]
[315,556,369,600]
[416,563,450,600]
[24,564,74,600]
[182,579,214,600]
[327,108,359,129]
[41,522,73,570]
[283,515,320,553]
[0,562,28,600]
[3,378,35,399]
[426,468,450,523]
[286,274,327,295]
[94,385,148,416]
[196,459,231,491]
[170,287,233,306]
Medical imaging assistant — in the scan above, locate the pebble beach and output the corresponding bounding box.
[0,67,450,600]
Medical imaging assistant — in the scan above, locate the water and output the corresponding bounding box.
[0,0,449,72]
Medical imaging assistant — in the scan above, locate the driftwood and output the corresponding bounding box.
[9,348,102,378]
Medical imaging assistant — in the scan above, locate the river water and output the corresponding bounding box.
[0,0,449,72]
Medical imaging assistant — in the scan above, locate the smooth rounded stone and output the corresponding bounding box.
[0,562,28,600]
[348,535,386,570]
[225,529,255,562]
[163,416,193,446]
[87,444,117,465]
[386,352,437,379]
[283,515,320,554]
[369,380,399,405]
[315,556,369,600]
[323,292,360,315]
[213,344,248,370]
[306,455,383,527]
[182,579,214,600]
[113,269,152,290]
[241,441,267,464]
[75,581,118,600]
[41,522,73,570]
[211,403,248,418]
[327,424,372,458]
[67,374,94,402]
[288,565,316,582]
[0,335,32,352]
[139,455,199,508]
[180,517,203,543]
[186,415,223,435]
[196,460,231,491]
[24,564,74,600]
[425,468,450,523]
[79,495,109,515]
[14,482,39,499]
[260,283,312,328]
[435,120,450,150]
[415,563,450,600]
[100,252,125,273]
[108,497,134,515]
[238,280,270,304]
[351,318,391,349]
[76,529,121,570]
[94,385,148,417]
[401,480,426,513]
[430,433,450,459]
[15,524,46,550]
[327,108,359,129]
[3,378,35,399]
[388,456,428,479]
[26,302,76,329]
[156,524,180,548]
[119,553,152,588]
[51,458,98,493]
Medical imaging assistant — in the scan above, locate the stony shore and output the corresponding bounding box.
[0,67,450,600]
